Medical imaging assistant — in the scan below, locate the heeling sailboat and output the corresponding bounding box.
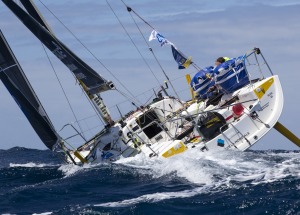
[1,0,194,163]
[1,1,299,165]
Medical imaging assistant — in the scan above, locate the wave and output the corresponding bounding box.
[93,149,300,207]
[9,162,58,168]
[0,147,299,214]
[95,187,208,207]
[116,149,300,185]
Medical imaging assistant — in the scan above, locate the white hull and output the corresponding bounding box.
[69,75,284,164]
[190,75,283,152]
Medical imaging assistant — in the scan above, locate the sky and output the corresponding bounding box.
[0,0,299,150]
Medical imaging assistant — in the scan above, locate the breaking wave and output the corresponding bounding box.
[0,147,299,214]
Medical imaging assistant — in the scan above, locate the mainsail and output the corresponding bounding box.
[2,0,114,95]
[0,30,61,150]
[19,0,54,34]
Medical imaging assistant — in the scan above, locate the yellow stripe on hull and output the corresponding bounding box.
[162,141,187,158]
[74,151,88,164]
[254,77,274,99]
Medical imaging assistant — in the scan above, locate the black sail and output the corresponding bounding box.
[19,0,53,33]
[2,0,114,95]
[0,30,60,150]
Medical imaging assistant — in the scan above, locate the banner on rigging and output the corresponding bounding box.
[149,30,173,47]
[171,45,192,69]
[149,30,192,69]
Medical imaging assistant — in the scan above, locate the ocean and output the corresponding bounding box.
[1,147,299,214]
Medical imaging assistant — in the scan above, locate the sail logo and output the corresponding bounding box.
[52,41,67,60]
[66,63,78,73]
[75,73,86,80]
[156,33,168,46]
[149,30,172,47]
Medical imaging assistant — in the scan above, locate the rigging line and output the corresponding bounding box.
[105,0,161,86]
[37,3,106,82]
[115,88,142,108]
[112,73,189,108]
[120,0,155,30]
[127,12,182,97]
[37,0,139,105]
[109,68,191,108]
[110,87,160,107]
[41,45,86,139]
[36,0,120,126]
[192,62,202,71]
[142,93,156,107]
[121,1,196,102]
[121,0,203,74]
[123,0,204,75]
[78,86,106,126]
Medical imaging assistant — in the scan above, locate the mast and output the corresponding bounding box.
[2,0,114,125]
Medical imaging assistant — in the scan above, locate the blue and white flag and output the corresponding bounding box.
[149,30,192,69]
[149,30,173,47]
[171,45,192,69]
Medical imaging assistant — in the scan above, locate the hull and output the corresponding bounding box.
[190,75,283,152]
[69,75,284,164]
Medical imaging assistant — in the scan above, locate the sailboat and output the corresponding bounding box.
[0,0,299,165]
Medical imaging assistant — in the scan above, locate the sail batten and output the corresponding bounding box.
[0,64,18,72]
[2,0,113,95]
[0,30,61,150]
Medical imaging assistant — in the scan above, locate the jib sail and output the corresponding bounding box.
[2,0,114,95]
[0,30,61,150]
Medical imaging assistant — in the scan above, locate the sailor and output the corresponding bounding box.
[215,56,230,66]
[205,57,230,106]
[207,57,230,92]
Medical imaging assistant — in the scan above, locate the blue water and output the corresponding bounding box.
[1,147,299,214]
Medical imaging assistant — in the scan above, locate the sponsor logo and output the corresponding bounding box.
[52,41,67,60]
[234,132,250,144]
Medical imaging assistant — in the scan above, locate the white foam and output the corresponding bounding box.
[58,162,95,177]
[116,149,300,186]
[116,150,216,185]
[91,150,300,207]
[95,187,208,208]
[32,212,52,215]
[9,162,55,168]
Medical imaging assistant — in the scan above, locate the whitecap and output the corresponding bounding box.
[32,212,53,215]
[114,149,300,187]
[9,162,57,168]
[95,187,209,208]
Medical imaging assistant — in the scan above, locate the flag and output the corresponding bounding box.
[149,30,192,69]
[171,45,192,69]
[149,30,173,47]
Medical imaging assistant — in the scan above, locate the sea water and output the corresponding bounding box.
[0,147,299,214]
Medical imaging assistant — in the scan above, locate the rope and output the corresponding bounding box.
[41,45,86,139]
[121,1,202,72]
[38,0,140,107]
[120,0,155,30]
[106,0,161,86]
[119,1,184,99]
